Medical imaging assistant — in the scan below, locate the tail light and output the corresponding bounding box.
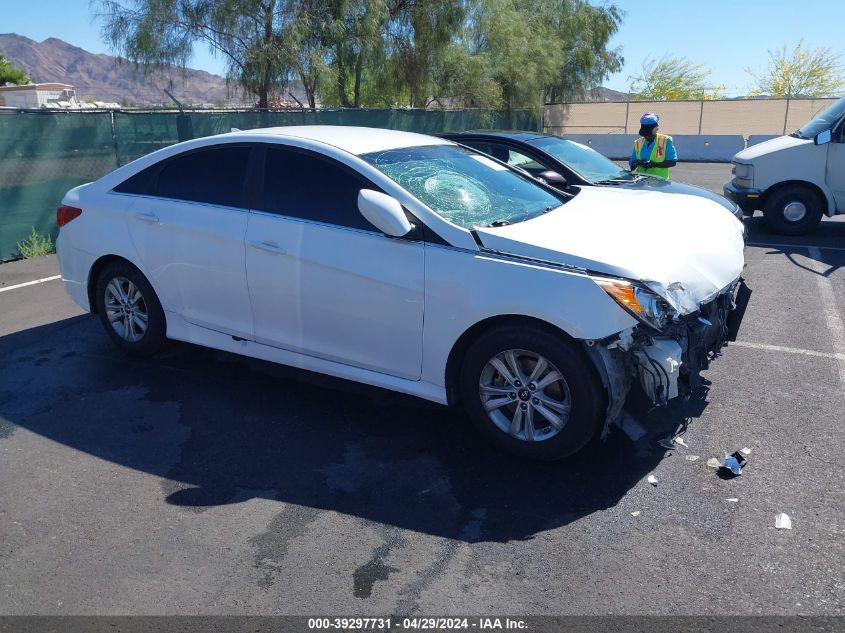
[57,205,82,227]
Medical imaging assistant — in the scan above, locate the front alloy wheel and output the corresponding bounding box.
[460,325,603,460]
[479,349,571,442]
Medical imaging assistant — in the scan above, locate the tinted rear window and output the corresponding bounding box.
[157,145,251,207]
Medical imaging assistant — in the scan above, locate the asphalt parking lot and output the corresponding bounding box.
[1,163,844,615]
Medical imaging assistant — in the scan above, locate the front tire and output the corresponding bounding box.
[459,325,604,460]
[763,185,824,235]
[95,261,167,356]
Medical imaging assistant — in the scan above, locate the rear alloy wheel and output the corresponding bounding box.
[459,326,603,460]
[763,185,824,235]
[95,261,167,356]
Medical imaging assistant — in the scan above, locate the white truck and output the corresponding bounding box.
[724,96,845,234]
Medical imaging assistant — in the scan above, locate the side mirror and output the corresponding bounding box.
[357,189,413,237]
[538,170,568,187]
[815,129,832,146]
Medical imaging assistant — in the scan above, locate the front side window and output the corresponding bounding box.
[156,145,251,207]
[261,147,376,231]
[360,145,565,228]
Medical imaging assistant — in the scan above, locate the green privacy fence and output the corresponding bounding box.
[0,108,541,261]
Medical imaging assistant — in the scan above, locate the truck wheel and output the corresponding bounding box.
[459,325,604,461]
[763,185,824,235]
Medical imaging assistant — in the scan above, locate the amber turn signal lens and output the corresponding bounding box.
[596,280,644,314]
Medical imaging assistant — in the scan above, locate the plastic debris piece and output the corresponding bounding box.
[630,511,641,517]
[685,455,700,461]
[725,498,739,503]
[707,458,721,468]
[741,447,752,455]
[722,451,748,476]
[647,475,658,486]
[775,513,792,530]
[674,437,689,448]
[657,437,675,449]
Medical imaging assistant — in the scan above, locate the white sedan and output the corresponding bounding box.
[56,126,745,460]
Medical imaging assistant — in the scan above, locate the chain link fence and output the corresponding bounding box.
[0,108,540,261]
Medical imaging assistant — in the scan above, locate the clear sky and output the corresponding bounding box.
[4,0,844,97]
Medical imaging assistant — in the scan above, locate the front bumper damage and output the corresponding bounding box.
[586,278,744,437]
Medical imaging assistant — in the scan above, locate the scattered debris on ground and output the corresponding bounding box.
[775,513,792,530]
[630,511,641,517]
[722,451,748,477]
[647,475,658,486]
[685,455,699,461]
[707,458,721,468]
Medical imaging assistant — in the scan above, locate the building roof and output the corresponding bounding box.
[237,125,452,155]
[0,83,74,92]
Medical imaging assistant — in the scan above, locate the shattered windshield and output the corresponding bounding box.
[528,136,631,183]
[360,145,566,228]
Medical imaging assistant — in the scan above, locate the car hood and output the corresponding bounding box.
[473,186,745,314]
[617,176,738,215]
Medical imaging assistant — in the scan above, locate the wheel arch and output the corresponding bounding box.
[87,254,143,314]
[762,180,834,216]
[444,314,597,406]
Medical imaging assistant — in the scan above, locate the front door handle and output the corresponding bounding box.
[250,240,286,255]
[134,211,160,224]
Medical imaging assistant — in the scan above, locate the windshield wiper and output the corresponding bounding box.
[486,219,511,227]
[790,131,805,139]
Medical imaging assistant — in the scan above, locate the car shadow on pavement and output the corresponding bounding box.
[1,315,706,544]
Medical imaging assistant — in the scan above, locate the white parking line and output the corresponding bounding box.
[807,246,845,389]
[731,340,845,362]
[0,275,62,293]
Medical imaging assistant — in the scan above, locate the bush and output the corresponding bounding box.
[16,228,55,259]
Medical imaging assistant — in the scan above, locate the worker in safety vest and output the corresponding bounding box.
[630,112,677,179]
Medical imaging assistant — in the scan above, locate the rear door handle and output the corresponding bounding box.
[134,211,160,224]
[250,240,286,255]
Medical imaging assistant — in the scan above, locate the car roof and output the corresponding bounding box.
[229,125,453,155]
[442,130,553,143]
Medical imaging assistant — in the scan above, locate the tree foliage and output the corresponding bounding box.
[629,55,723,101]
[95,0,623,110]
[0,54,31,85]
[746,41,845,98]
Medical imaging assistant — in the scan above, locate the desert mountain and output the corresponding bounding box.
[0,33,252,106]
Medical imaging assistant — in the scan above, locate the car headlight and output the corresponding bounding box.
[595,278,672,330]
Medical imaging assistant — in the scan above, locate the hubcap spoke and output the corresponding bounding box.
[527,356,547,384]
[535,370,562,390]
[523,406,535,441]
[509,406,523,437]
[484,396,512,412]
[534,403,565,430]
[503,350,526,385]
[480,384,513,396]
[534,393,570,415]
[488,357,518,386]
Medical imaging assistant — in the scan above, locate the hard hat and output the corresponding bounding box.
[640,112,659,126]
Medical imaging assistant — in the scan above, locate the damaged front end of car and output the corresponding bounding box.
[584,276,745,437]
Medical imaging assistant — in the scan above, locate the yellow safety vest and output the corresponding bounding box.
[634,133,672,179]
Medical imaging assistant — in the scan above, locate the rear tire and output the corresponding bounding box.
[95,261,167,357]
[459,325,604,461]
[763,185,824,235]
